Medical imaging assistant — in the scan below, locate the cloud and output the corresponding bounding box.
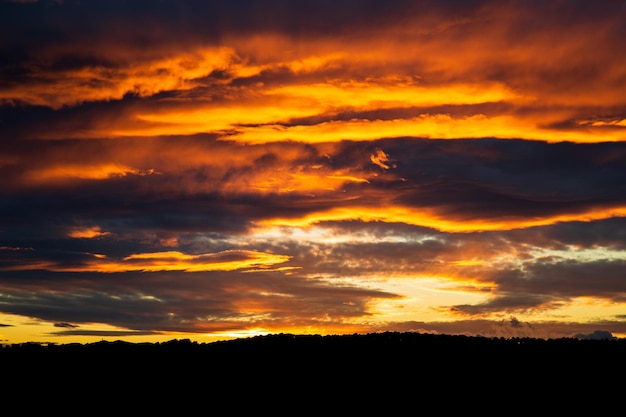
[1,250,292,273]
[575,330,617,341]
[370,149,393,170]
[2,1,626,143]
[67,226,110,239]
[54,322,78,328]
[0,269,399,335]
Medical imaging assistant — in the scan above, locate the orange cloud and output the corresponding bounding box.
[9,23,624,145]
[115,250,291,272]
[254,205,626,233]
[1,47,235,109]
[226,114,626,144]
[2,250,292,273]
[264,78,521,109]
[370,149,393,170]
[25,164,157,183]
[75,77,536,141]
[68,226,110,239]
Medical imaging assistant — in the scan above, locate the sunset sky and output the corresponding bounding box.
[2,0,626,344]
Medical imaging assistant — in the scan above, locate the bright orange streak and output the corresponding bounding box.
[577,118,626,127]
[26,164,156,182]
[325,175,369,183]
[67,226,110,239]
[1,250,292,273]
[449,260,486,267]
[129,105,316,137]
[265,79,521,108]
[255,205,626,233]
[115,250,291,272]
[252,171,369,193]
[227,114,626,144]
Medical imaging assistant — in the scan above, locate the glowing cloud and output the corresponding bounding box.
[25,164,157,183]
[1,47,235,109]
[370,149,393,170]
[255,205,626,234]
[68,226,110,239]
[2,250,292,273]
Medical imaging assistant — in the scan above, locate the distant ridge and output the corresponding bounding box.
[5,331,624,381]
[2,332,624,405]
[2,330,624,349]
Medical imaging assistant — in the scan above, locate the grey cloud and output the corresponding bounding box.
[380,138,626,220]
[53,322,79,328]
[492,217,626,251]
[366,318,626,340]
[450,293,563,315]
[574,330,617,340]
[0,269,398,333]
[446,258,626,316]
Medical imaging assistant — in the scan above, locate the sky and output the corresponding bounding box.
[1,0,626,345]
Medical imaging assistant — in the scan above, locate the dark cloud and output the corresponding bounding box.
[367,318,626,340]
[4,137,626,241]
[494,217,626,251]
[53,322,78,328]
[500,259,626,299]
[0,265,399,334]
[450,294,565,316]
[574,330,617,340]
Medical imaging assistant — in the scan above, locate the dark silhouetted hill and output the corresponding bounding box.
[2,332,624,408]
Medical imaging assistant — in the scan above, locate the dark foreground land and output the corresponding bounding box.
[4,331,624,363]
[2,332,624,408]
